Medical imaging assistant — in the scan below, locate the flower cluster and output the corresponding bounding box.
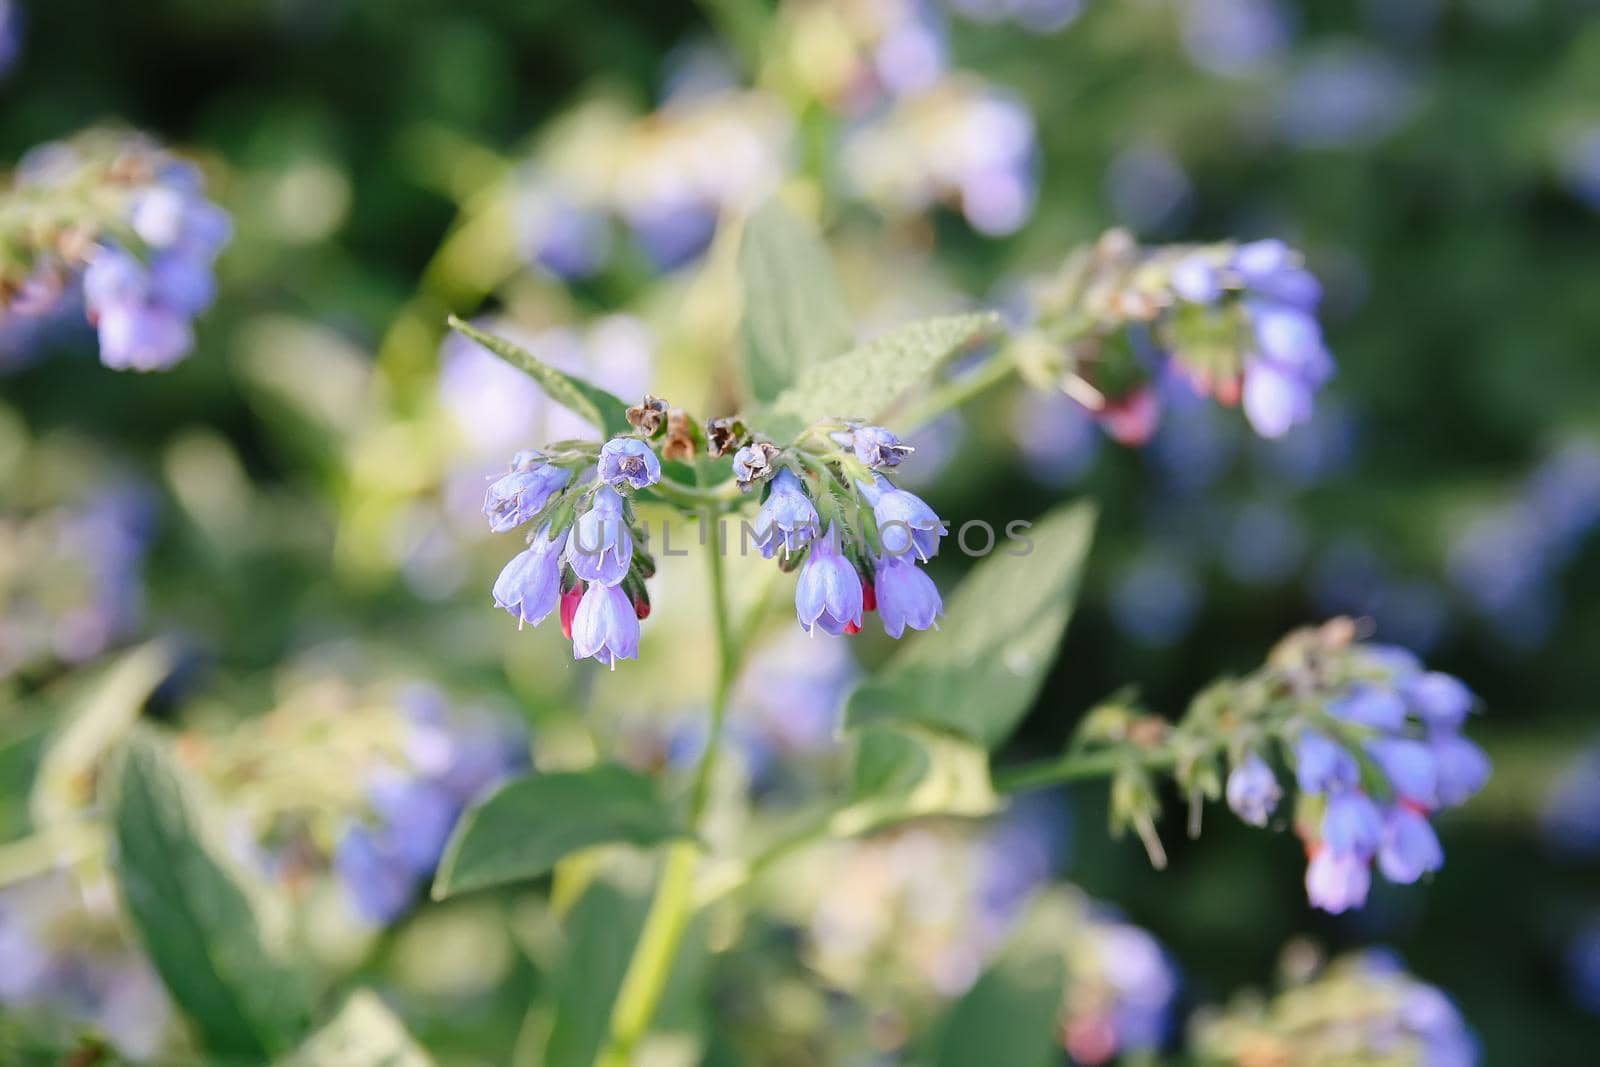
[738,421,946,639]
[842,75,1039,236]
[333,688,528,923]
[1217,624,1489,914]
[1079,620,1489,915]
[1,474,155,680]
[1193,949,1478,1067]
[0,874,174,1060]
[1,130,231,371]
[515,89,792,276]
[193,677,528,926]
[485,406,948,664]
[486,438,659,667]
[1019,228,1334,443]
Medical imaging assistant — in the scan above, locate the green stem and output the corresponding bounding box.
[599,512,740,1066]
[647,476,746,513]
[697,745,1174,909]
[994,746,1178,794]
[896,348,1021,434]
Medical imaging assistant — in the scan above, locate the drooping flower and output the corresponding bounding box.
[839,424,914,469]
[84,170,231,371]
[1295,729,1360,795]
[492,526,568,628]
[1377,806,1444,884]
[861,475,946,561]
[1366,737,1438,808]
[484,454,571,533]
[598,436,661,490]
[1305,846,1371,914]
[1404,671,1475,732]
[1329,683,1408,731]
[795,525,864,636]
[570,582,641,667]
[732,442,779,489]
[752,469,819,559]
[874,554,943,638]
[1322,791,1384,856]
[1225,752,1282,827]
[1432,732,1492,807]
[567,486,633,586]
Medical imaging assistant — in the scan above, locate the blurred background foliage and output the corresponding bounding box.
[3,0,1600,1063]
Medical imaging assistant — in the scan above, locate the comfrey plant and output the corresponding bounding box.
[414,200,1489,1063]
[29,196,1492,1065]
[0,129,230,370]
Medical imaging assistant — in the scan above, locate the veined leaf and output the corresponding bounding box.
[844,501,1097,749]
[432,765,688,899]
[737,199,855,406]
[758,312,997,441]
[107,730,311,1059]
[447,316,633,437]
[282,991,434,1067]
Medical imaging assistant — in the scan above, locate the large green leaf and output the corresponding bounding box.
[432,765,688,899]
[928,947,1066,1067]
[281,991,434,1067]
[545,880,650,1067]
[758,312,998,441]
[845,501,1097,749]
[447,316,633,436]
[107,730,312,1059]
[737,199,855,406]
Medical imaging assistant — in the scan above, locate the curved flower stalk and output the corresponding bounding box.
[1011,228,1334,443]
[1,130,231,370]
[1012,618,1489,914]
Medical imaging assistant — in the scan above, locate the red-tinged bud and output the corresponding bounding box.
[560,582,585,640]
[632,592,651,620]
[843,619,862,635]
[1099,386,1161,446]
[1214,374,1242,408]
[861,581,877,613]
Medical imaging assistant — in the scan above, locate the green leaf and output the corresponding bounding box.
[737,199,855,406]
[281,991,434,1067]
[30,642,173,827]
[432,765,688,899]
[107,730,312,1059]
[758,312,998,441]
[545,880,650,1067]
[830,726,1000,838]
[928,947,1066,1067]
[845,501,1097,749]
[447,316,633,436]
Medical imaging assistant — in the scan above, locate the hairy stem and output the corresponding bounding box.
[696,745,1176,909]
[896,347,1021,434]
[993,746,1179,793]
[599,511,740,1065]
